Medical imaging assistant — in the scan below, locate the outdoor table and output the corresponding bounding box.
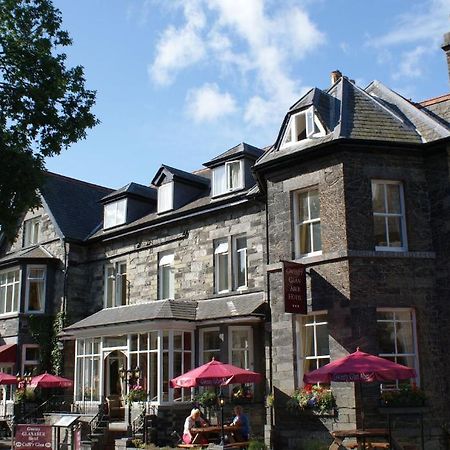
[191,425,241,444]
[329,428,390,450]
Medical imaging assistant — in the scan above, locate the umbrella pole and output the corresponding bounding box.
[358,382,365,430]
[219,388,225,446]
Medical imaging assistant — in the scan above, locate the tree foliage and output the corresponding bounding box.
[0,0,98,240]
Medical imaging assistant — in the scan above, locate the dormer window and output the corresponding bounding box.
[104,199,127,229]
[212,160,243,197]
[281,107,325,148]
[157,182,174,214]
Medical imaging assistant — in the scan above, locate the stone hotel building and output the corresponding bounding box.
[1,31,450,450]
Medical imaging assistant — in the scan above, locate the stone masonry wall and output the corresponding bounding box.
[77,200,266,314]
[264,144,450,449]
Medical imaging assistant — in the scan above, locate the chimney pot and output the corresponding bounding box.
[441,32,450,87]
[331,70,342,85]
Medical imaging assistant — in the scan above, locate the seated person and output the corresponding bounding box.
[230,405,249,442]
[183,408,208,444]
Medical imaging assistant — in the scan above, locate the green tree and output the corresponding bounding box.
[0,0,98,240]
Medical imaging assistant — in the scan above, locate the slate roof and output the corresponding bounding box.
[101,182,156,203]
[204,142,264,167]
[0,245,58,267]
[64,292,265,332]
[151,165,210,187]
[255,77,450,169]
[41,173,113,241]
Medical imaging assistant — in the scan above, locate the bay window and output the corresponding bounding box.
[0,268,20,315]
[26,266,46,313]
[297,313,330,385]
[75,339,101,402]
[377,308,419,389]
[294,189,321,257]
[372,180,407,251]
[229,327,253,369]
[200,328,221,364]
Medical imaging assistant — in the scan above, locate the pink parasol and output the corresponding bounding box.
[170,359,263,388]
[0,372,18,385]
[304,348,416,384]
[30,372,73,389]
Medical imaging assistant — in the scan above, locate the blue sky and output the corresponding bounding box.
[46,0,450,190]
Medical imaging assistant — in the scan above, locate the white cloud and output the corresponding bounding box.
[368,0,450,48]
[186,83,237,123]
[392,46,428,80]
[148,0,325,126]
[149,0,206,85]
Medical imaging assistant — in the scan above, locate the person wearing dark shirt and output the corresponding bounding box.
[230,405,249,442]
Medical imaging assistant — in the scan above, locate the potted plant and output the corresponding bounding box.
[380,384,426,407]
[287,384,336,415]
[127,385,147,403]
[232,384,253,403]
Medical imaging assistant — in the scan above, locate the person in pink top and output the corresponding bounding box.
[182,408,207,444]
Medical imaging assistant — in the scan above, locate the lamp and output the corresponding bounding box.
[119,366,141,437]
[219,389,225,446]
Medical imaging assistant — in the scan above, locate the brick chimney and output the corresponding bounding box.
[442,32,450,86]
[331,70,342,85]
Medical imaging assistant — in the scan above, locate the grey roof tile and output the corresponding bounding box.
[0,245,57,266]
[64,293,266,332]
[41,173,113,241]
[204,143,263,167]
[101,182,157,203]
[152,165,210,187]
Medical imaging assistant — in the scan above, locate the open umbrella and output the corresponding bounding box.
[0,373,18,385]
[304,348,416,384]
[30,373,73,389]
[170,359,263,388]
[170,359,262,445]
[303,348,416,430]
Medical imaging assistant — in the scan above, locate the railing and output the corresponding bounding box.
[87,398,108,441]
[20,394,74,423]
[132,403,146,437]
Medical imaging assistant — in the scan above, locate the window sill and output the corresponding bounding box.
[211,187,245,200]
[0,312,19,319]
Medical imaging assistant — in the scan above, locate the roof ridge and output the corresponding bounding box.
[45,171,113,192]
[418,93,450,107]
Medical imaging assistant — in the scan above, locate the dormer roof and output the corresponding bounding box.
[255,76,450,170]
[203,142,263,168]
[101,182,156,203]
[151,165,210,188]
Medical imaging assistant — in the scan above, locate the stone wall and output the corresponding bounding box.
[79,200,266,311]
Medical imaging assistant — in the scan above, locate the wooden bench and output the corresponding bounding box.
[177,444,208,449]
[367,444,390,449]
[224,441,250,449]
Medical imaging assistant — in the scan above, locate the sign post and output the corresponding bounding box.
[282,260,307,314]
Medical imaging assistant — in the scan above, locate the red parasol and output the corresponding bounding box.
[303,348,416,384]
[0,372,18,385]
[170,359,263,388]
[30,372,73,389]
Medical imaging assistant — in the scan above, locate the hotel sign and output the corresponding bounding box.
[282,260,307,314]
[15,425,52,449]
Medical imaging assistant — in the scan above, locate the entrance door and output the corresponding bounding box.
[105,350,126,397]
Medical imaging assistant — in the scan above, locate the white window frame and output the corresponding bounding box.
[157,182,174,214]
[104,262,128,308]
[0,268,20,315]
[232,235,248,290]
[214,240,229,293]
[212,160,244,197]
[23,217,41,247]
[199,327,221,365]
[293,189,322,258]
[104,199,127,229]
[228,326,254,370]
[22,344,40,375]
[377,308,419,389]
[281,107,326,148]
[296,311,330,387]
[159,252,174,300]
[372,180,408,252]
[25,265,46,314]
